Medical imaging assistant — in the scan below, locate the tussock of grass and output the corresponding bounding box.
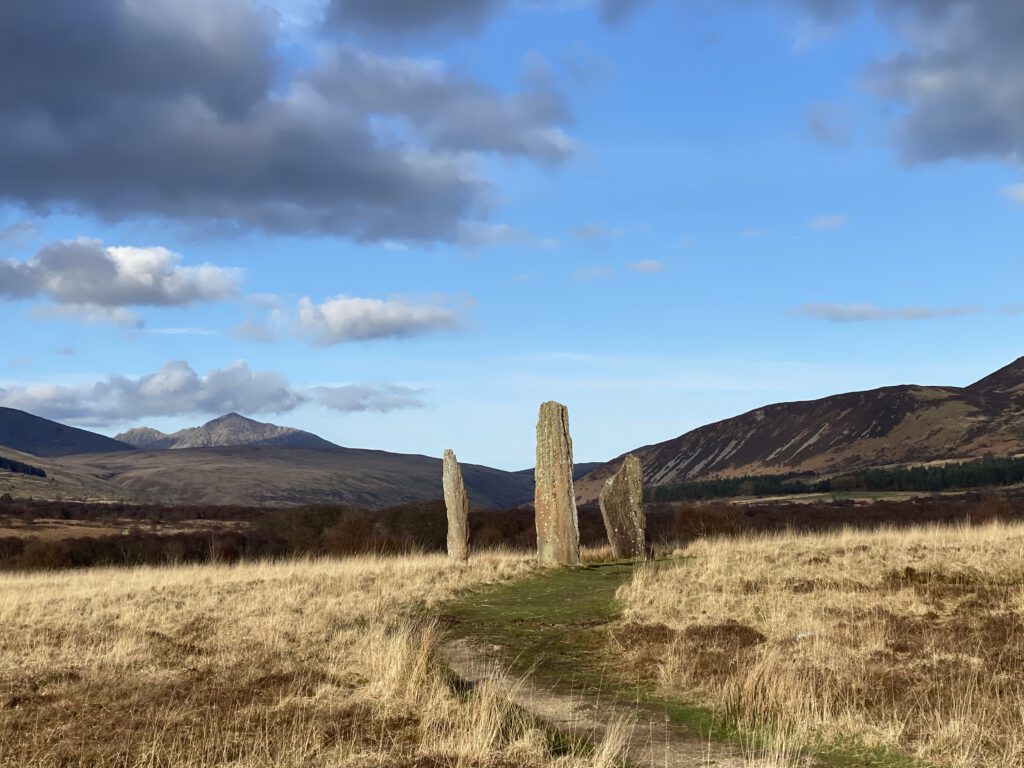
[0,551,624,767]
[617,521,1024,768]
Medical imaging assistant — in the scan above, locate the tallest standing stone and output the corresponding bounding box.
[534,401,580,566]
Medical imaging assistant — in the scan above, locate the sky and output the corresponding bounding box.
[1,0,1022,470]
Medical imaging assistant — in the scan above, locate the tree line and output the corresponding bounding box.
[0,456,46,478]
[646,454,1024,502]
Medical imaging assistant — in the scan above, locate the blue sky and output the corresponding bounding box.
[1,0,1022,469]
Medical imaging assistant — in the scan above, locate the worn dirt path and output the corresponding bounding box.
[440,637,751,768]
[435,562,806,768]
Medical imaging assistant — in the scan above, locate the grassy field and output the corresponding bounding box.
[4,514,1023,767]
[618,521,1024,767]
[0,551,630,768]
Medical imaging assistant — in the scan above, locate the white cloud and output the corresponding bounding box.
[0,361,300,426]
[796,303,982,322]
[1003,184,1024,205]
[628,259,665,273]
[458,223,533,251]
[297,295,460,345]
[0,219,36,247]
[232,320,276,342]
[311,384,427,413]
[811,214,849,230]
[572,266,615,280]
[246,293,284,310]
[792,18,835,53]
[458,222,559,252]
[146,328,217,336]
[0,238,243,324]
[0,360,427,426]
[30,304,145,328]
[570,223,624,241]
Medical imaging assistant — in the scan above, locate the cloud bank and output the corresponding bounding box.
[0,0,575,243]
[796,302,982,322]
[770,1,1024,165]
[0,361,426,426]
[326,0,647,34]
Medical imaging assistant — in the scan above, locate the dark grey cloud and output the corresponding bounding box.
[0,259,37,299]
[0,0,274,119]
[0,360,426,426]
[765,0,1024,164]
[796,303,982,322]
[309,49,574,163]
[0,239,241,322]
[0,0,575,242]
[325,0,649,35]
[327,0,502,33]
[865,2,1024,164]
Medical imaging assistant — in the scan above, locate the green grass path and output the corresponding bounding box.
[436,560,933,768]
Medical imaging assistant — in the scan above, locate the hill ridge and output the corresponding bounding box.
[0,407,135,458]
[575,356,1024,503]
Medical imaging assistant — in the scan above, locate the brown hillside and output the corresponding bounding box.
[576,357,1024,503]
[0,445,144,502]
[61,446,534,509]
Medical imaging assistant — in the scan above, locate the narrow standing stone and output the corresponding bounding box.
[443,448,470,563]
[534,401,580,566]
[599,454,647,560]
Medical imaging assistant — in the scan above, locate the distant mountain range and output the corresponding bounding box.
[4,355,1024,508]
[115,413,338,450]
[0,408,533,508]
[576,355,1024,502]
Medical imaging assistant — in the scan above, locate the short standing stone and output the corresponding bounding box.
[443,449,470,563]
[534,401,580,566]
[599,454,647,560]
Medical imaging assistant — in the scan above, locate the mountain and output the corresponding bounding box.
[0,409,533,508]
[576,356,1024,503]
[115,427,176,450]
[115,413,339,451]
[61,446,534,508]
[0,407,135,457]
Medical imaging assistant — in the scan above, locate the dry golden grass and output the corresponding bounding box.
[617,521,1024,768]
[0,551,625,768]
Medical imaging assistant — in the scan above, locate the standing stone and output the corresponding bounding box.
[443,449,470,563]
[534,401,580,566]
[599,454,647,560]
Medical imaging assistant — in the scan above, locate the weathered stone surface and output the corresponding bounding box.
[599,454,646,560]
[443,448,470,562]
[534,401,580,566]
